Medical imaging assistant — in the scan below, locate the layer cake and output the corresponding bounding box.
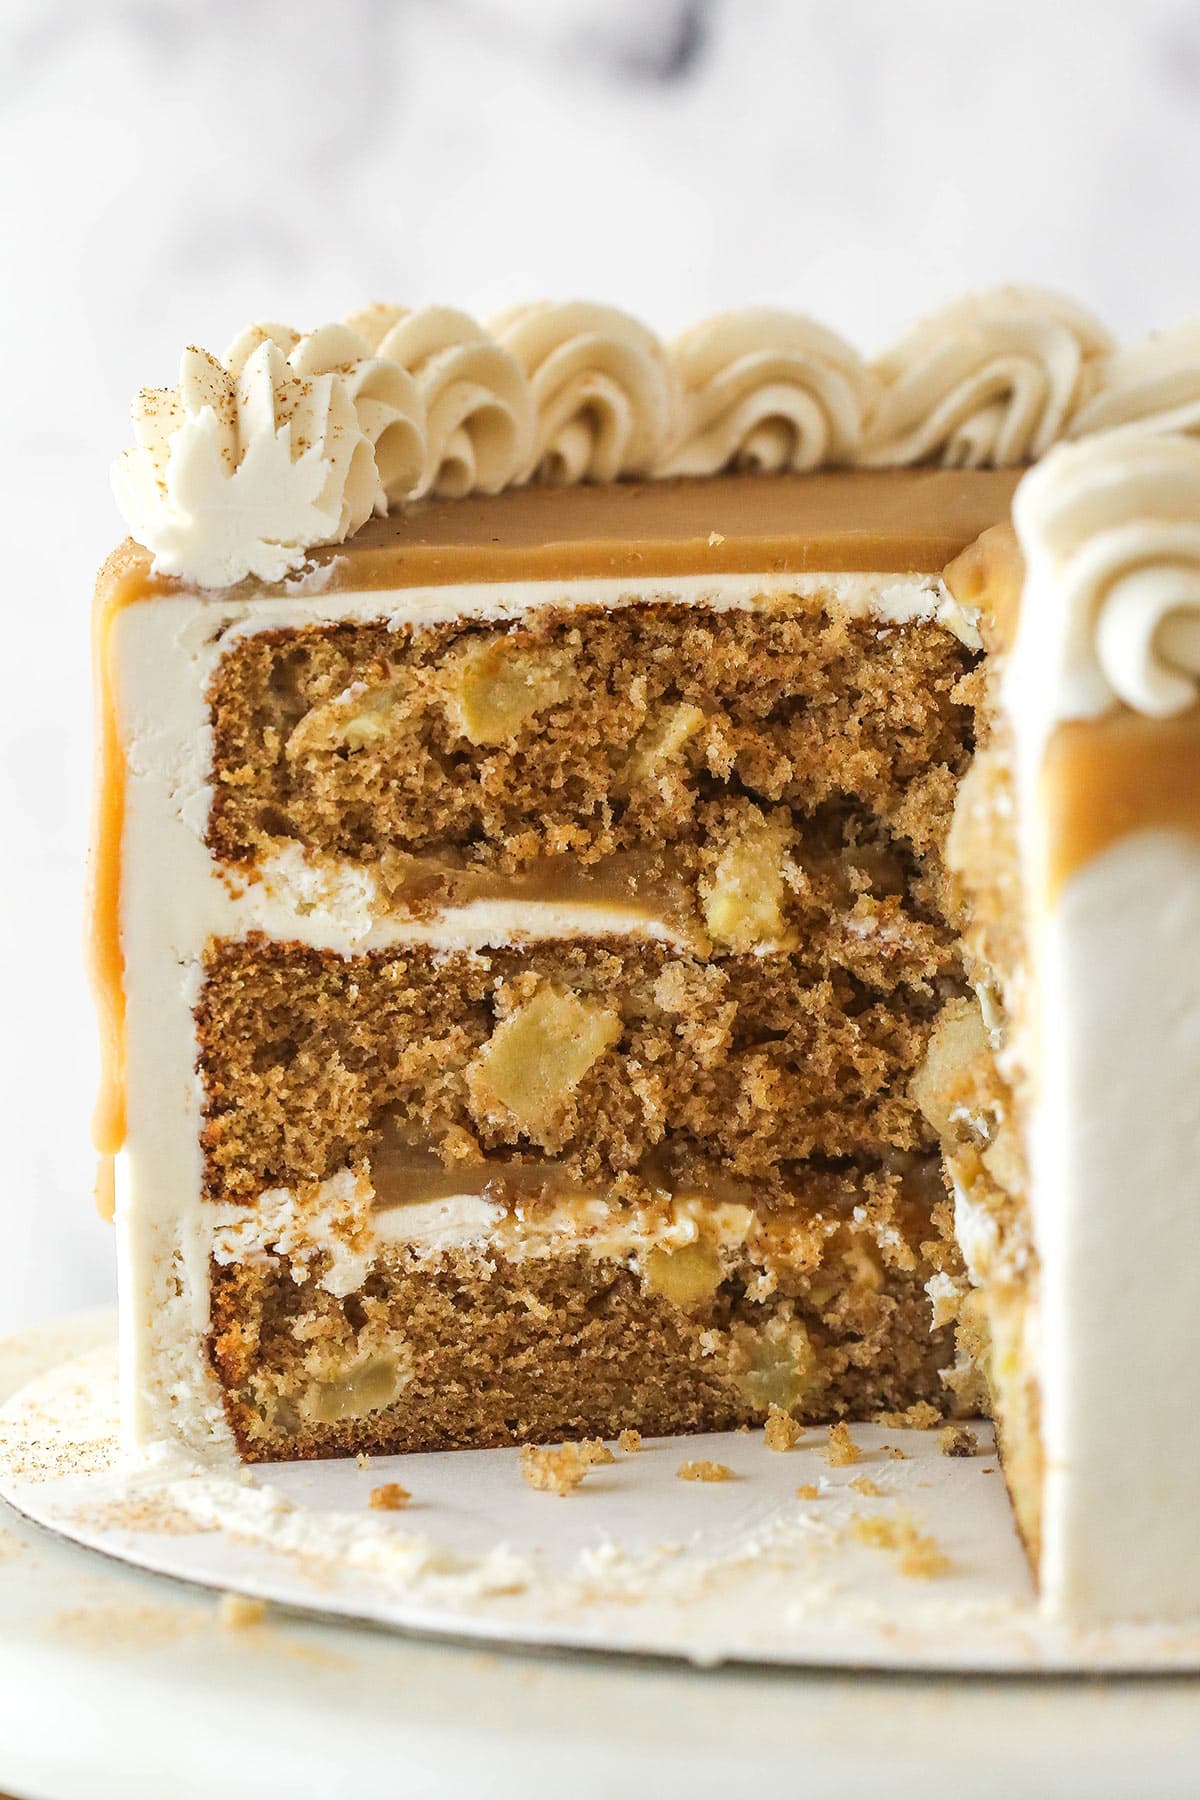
[90,292,1200,1623]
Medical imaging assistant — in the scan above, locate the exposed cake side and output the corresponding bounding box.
[99,480,1003,1461]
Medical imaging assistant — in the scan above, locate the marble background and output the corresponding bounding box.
[2,0,1198,1329]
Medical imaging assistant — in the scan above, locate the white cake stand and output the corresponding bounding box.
[1,1313,1199,1800]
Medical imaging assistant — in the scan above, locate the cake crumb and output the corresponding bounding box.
[884,1445,908,1460]
[899,1534,952,1579]
[218,1592,266,1630]
[520,1440,611,1496]
[764,1404,804,1452]
[850,1515,899,1551]
[849,1513,951,1579]
[355,1452,371,1470]
[825,1422,860,1466]
[617,1429,642,1454]
[939,1424,979,1458]
[874,1402,942,1430]
[735,1423,751,1434]
[676,1459,734,1483]
[369,1482,411,1511]
[795,1483,821,1500]
[850,1476,883,1497]
[708,530,726,547]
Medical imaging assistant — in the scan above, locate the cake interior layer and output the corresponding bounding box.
[927,697,1045,1566]
[206,601,979,923]
[191,558,990,1462]
[210,1221,954,1461]
[198,937,962,1206]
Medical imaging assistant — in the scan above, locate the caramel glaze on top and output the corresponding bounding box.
[112,469,1024,599]
[85,465,1024,1216]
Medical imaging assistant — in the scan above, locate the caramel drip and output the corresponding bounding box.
[942,521,1025,651]
[1042,709,1200,902]
[86,544,155,1215]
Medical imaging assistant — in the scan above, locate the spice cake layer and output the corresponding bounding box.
[198,932,958,1455]
[210,1224,952,1461]
[206,600,976,939]
[198,936,959,1203]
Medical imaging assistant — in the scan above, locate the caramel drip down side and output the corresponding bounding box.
[86,545,152,1218]
[1042,709,1200,904]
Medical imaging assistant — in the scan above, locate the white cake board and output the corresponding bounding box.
[5,1316,1200,1800]
[3,1322,1199,1676]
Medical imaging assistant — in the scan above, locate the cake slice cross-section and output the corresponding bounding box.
[96,467,1015,1461]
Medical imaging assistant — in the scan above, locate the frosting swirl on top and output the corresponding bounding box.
[345,305,533,499]
[111,339,392,588]
[226,321,426,511]
[861,287,1113,469]
[112,292,1200,588]
[1012,431,1200,720]
[490,302,675,483]
[1066,320,1200,441]
[657,309,875,476]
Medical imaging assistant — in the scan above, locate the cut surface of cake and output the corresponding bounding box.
[90,292,1200,1625]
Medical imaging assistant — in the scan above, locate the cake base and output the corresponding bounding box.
[4,1316,1200,1673]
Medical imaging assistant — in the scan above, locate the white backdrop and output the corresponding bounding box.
[2,0,1198,1330]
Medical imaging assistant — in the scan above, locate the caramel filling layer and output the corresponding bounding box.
[369,1129,762,1216]
[362,848,697,934]
[1043,709,1200,902]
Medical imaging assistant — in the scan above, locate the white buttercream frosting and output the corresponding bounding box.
[657,309,875,476]
[1011,431,1200,722]
[111,338,400,587]
[490,301,675,482]
[861,287,1112,469]
[211,1168,758,1299]
[345,303,534,499]
[1067,319,1200,440]
[226,321,426,507]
